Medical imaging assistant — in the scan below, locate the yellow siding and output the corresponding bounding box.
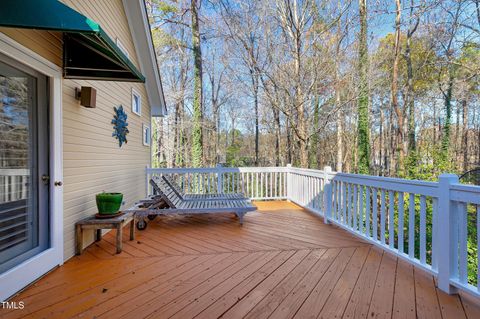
[0,28,62,66]
[60,0,151,259]
[2,0,152,260]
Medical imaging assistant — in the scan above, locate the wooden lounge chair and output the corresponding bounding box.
[162,175,247,200]
[126,177,256,230]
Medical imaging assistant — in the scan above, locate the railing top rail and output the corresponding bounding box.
[147,166,480,199]
[288,167,326,178]
[332,172,438,188]
[450,183,480,205]
[147,166,289,174]
[287,167,439,196]
[450,183,480,192]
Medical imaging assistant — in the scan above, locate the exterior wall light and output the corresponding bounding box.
[75,86,97,108]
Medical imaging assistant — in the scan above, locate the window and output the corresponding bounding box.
[116,38,129,58]
[131,88,141,116]
[143,124,151,146]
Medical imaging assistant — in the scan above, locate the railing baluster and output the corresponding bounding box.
[207,174,210,193]
[420,195,427,264]
[358,185,364,234]
[373,188,378,241]
[432,198,438,270]
[332,180,337,221]
[381,190,386,245]
[275,172,278,199]
[353,184,358,230]
[309,176,313,208]
[255,172,258,198]
[262,172,265,199]
[270,172,273,198]
[235,173,238,193]
[366,187,371,237]
[248,172,250,196]
[408,193,415,259]
[458,202,468,284]
[342,182,347,223]
[398,192,404,254]
[389,191,395,249]
[335,180,340,221]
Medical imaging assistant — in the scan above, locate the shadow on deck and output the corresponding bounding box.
[2,201,480,318]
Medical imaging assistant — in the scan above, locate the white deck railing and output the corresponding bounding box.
[146,164,480,298]
[147,166,289,200]
[0,169,29,203]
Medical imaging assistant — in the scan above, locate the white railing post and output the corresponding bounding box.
[437,173,459,294]
[216,164,223,193]
[323,166,332,224]
[286,164,292,201]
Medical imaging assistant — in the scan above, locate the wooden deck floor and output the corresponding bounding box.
[2,201,480,319]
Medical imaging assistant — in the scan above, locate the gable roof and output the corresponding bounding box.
[122,0,166,117]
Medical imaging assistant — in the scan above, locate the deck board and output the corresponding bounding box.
[1,201,476,319]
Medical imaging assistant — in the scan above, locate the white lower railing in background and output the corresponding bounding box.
[146,166,288,201]
[0,169,29,203]
[146,164,480,298]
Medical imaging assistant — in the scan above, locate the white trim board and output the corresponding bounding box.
[0,32,64,301]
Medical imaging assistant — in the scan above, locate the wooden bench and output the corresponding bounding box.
[75,212,135,255]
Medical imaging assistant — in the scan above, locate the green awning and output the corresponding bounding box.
[0,0,145,82]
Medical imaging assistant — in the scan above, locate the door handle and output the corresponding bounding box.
[54,181,63,187]
[41,175,50,185]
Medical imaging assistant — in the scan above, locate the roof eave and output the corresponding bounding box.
[122,0,167,117]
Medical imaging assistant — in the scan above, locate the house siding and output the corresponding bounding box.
[0,28,63,66]
[1,0,152,260]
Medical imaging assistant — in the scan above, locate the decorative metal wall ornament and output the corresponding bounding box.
[112,105,129,147]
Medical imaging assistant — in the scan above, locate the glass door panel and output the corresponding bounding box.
[0,54,49,274]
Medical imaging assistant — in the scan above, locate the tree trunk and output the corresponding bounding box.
[357,0,370,174]
[286,118,292,164]
[336,106,343,172]
[213,103,219,163]
[173,102,181,168]
[380,107,385,176]
[405,0,418,156]
[274,107,281,166]
[157,118,164,166]
[335,48,343,172]
[441,71,454,158]
[310,96,320,168]
[389,107,395,176]
[406,35,415,153]
[191,0,203,167]
[252,71,259,166]
[433,104,438,145]
[462,99,468,172]
[391,0,403,176]
[456,102,461,160]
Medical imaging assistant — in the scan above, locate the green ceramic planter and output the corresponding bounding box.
[96,192,123,215]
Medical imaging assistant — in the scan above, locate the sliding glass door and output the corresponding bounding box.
[0,53,49,274]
